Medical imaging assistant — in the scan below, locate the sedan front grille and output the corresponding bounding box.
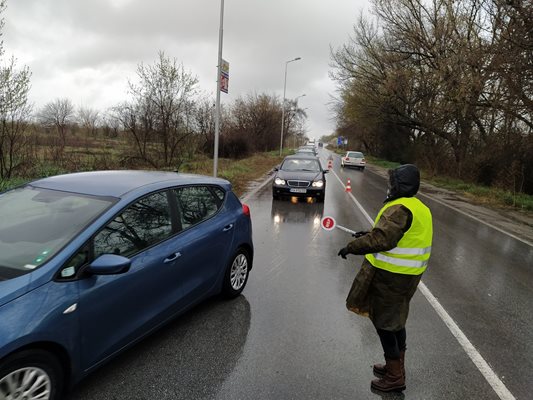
[287,180,311,188]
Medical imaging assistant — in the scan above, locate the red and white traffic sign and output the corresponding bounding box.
[321,216,357,235]
[321,216,336,231]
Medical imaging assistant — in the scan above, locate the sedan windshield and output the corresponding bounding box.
[0,186,114,279]
[281,159,320,172]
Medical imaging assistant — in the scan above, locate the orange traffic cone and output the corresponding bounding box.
[345,179,351,192]
[328,159,333,170]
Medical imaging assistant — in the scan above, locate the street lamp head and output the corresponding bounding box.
[287,57,302,64]
[280,56,302,156]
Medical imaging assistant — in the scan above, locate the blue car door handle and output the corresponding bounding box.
[164,252,182,263]
[223,224,234,232]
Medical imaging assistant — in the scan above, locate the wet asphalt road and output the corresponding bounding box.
[68,148,532,400]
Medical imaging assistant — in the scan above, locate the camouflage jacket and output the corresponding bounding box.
[344,203,422,331]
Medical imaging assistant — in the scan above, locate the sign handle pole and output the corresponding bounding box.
[320,216,356,235]
[336,225,356,235]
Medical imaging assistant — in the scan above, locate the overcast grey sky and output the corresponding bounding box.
[3,0,370,139]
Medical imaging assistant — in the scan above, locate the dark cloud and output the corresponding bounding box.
[2,0,370,138]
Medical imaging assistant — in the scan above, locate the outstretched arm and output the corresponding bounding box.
[342,205,412,256]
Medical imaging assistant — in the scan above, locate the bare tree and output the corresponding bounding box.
[101,111,120,138]
[192,98,217,156]
[0,0,33,179]
[487,0,533,130]
[37,98,75,149]
[77,106,100,137]
[227,93,283,154]
[283,98,308,148]
[330,0,533,193]
[114,52,199,169]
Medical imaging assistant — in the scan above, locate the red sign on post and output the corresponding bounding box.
[320,216,336,231]
[220,74,229,93]
[220,59,229,94]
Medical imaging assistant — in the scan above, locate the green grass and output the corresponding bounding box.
[0,164,72,192]
[421,175,533,210]
[365,156,401,170]
[218,164,253,182]
[161,151,284,196]
[366,157,533,212]
[0,151,283,198]
[0,177,29,191]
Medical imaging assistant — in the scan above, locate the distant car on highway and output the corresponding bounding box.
[295,147,317,156]
[272,154,328,202]
[341,151,366,170]
[0,170,253,400]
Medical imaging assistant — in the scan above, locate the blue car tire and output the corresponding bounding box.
[222,248,250,299]
[0,349,64,400]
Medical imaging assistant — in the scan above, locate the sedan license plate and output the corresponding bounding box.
[290,188,307,193]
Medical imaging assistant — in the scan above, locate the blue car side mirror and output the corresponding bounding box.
[86,254,131,275]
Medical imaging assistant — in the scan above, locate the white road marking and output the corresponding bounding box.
[329,166,517,400]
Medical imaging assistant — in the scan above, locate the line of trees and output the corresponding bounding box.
[330,0,533,194]
[0,0,32,180]
[0,2,307,182]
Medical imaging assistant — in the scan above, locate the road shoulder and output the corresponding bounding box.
[365,163,533,246]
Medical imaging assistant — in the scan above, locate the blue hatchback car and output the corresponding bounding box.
[0,170,253,400]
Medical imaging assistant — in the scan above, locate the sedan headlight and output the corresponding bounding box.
[312,180,324,188]
[274,178,286,185]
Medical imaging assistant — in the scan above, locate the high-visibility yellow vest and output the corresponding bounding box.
[365,197,433,275]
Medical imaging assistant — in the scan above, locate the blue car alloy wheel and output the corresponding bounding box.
[223,248,250,298]
[0,350,64,400]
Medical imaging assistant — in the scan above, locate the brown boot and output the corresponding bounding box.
[373,350,405,378]
[371,358,406,392]
[372,359,386,377]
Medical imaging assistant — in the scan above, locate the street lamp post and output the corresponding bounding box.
[279,57,301,156]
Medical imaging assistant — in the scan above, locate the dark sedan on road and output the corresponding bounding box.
[272,155,328,202]
[0,170,253,400]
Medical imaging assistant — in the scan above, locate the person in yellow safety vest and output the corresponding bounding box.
[337,164,433,393]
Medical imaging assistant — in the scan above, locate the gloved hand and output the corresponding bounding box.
[352,231,369,238]
[338,247,350,259]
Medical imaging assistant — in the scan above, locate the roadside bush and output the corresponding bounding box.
[220,135,250,159]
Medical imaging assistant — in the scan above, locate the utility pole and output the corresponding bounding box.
[279,57,301,156]
[213,0,224,177]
